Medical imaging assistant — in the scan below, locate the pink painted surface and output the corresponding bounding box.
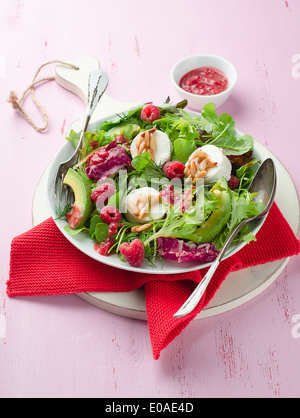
[1,0,300,398]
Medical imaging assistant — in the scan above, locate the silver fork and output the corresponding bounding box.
[54,69,109,201]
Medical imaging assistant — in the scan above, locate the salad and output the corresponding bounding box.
[56,98,264,268]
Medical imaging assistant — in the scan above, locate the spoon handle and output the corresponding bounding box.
[174,158,276,319]
[174,256,221,318]
[174,220,247,319]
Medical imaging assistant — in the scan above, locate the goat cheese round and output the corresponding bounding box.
[186,144,232,183]
[125,187,166,224]
[130,129,172,167]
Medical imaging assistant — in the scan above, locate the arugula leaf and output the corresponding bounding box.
[236,158,260,178]
[210,133,254,156]
[198,104,254,156]
[100,105,145,131]
[235,158,260,191]
[201,103,220,125]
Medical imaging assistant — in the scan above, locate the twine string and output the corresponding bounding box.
[7,60,79,132]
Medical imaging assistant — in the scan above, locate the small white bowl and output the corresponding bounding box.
[170,54,237,111]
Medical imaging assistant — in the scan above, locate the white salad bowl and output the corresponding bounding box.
[47,110,266,275]
[170,54,238,111]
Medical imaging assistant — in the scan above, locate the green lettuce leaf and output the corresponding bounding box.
[209,133,254,156]
[198,103,254,156]
[173,138,197,163]
[213,190,265,249]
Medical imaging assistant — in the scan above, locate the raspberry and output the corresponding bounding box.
[100,206,121,225]
[88,149,109,166]
[160,185,193,212]
[119,239,145,267]
[89,140,98,149]
[141,104,161,123]
[163,161,186,179]
[178,189,193,213]
[228,175,240,190]
[91,183,115,204]
[108,222,119,236]
[94,237,115,256]
[115,134,130,151]
[115,134,129,144]
[160,185,175,205]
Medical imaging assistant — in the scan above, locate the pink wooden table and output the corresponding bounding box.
[1,0,300,398]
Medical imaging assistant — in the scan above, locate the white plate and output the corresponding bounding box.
[46,112,267,275]
[32,57,299,320]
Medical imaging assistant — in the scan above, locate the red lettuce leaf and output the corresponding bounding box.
[157,237,219,263]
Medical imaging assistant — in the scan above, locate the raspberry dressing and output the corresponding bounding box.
[66,204,84,229]
[179,67,228,96]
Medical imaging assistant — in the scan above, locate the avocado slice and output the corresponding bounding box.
[192,178,231,244]
[63,168,93,229]
[107,123,141,140]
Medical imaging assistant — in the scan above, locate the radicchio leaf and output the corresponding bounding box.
[86,140,132,181]
[157,237,219,263]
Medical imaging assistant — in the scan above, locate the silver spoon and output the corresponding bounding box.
[174,158,277,319]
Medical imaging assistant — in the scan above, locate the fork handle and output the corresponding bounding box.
[73,70,108,157]
[86,70,109,117]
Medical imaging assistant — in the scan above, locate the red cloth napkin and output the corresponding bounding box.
[7,203,300,359]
